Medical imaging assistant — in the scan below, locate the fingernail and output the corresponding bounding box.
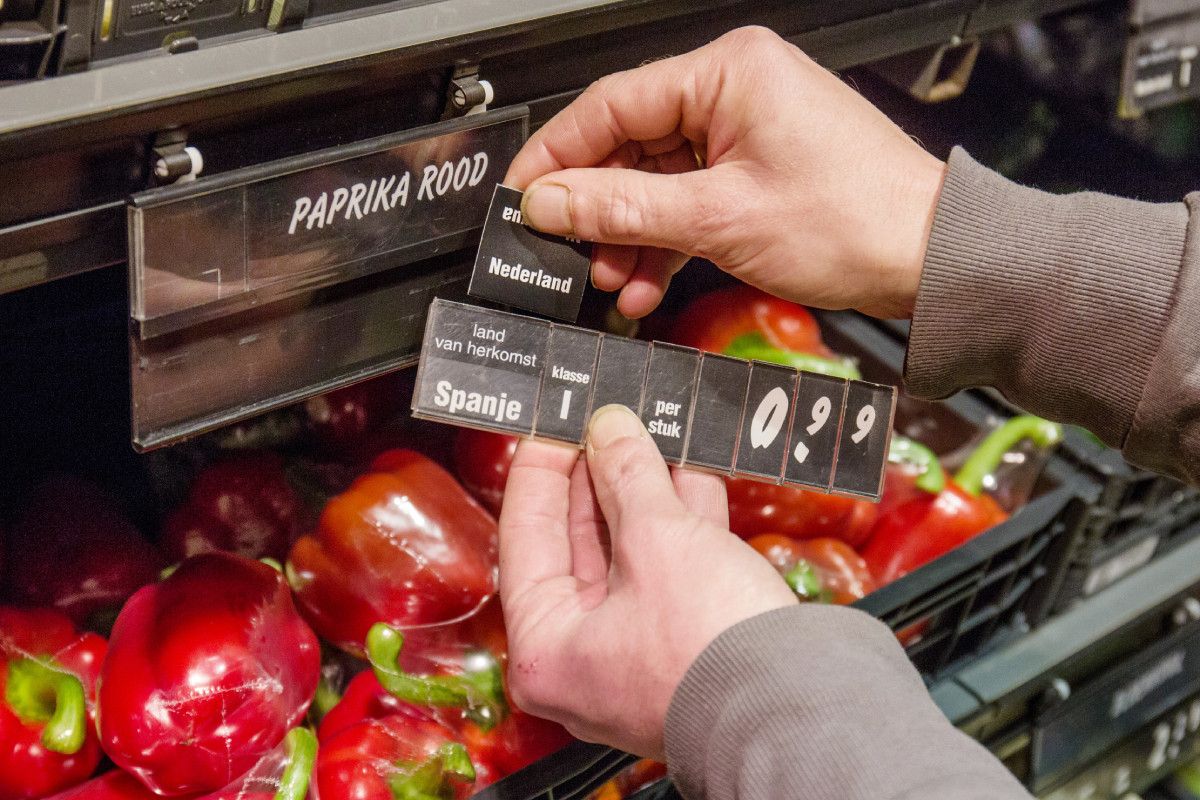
[522,183,573,235]
[586,404,647,453]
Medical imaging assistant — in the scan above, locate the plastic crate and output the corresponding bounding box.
[871,317,1200,613]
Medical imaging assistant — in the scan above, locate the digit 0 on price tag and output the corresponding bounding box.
[830,380,897,499]
[734,362,798,480]
[784,372,848,491]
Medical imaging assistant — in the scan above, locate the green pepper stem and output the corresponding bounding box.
[888,436,945,494]
[953,415,1063,497]
[274,728,318,800]
[388,743,476,800]
[723,333,862,380]
[4,657,88,754]
[783,561,828,602]
[366,623,506,732]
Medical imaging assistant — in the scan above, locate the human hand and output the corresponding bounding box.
[498,404,797,759]
[505,25,945,320]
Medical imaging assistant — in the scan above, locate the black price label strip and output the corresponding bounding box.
[413,299,895,500]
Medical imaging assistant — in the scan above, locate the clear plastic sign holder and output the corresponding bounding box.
[128,109,528,450]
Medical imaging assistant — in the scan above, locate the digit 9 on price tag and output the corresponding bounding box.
[829,381,896,497]
[413,299,896,500]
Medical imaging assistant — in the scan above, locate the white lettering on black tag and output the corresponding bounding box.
[468,185,592,322]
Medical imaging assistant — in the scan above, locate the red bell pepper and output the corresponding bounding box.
[304,373,407,455]
[366,621,571,778]
[588,760,668,800]
[0,606,107,800]
[747,535,876,605]
[203,728,318,800]
[98,552,320,796]
[863,416,1063,586]
[728,436,942,547]
[452,429,518,517]
[161,452,303,563]
[52,729,318,800]
[3,476,164,631]
[317,711,478,800]
[670,285,831,357]
[317,670,411,743]
[287,450,498,652]
[43,771,157,800]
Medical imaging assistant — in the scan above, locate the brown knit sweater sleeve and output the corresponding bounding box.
[661,151,1200,800]
[906,147,1200,484]
[664,606,1030,800]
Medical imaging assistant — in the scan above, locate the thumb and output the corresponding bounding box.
[521,169,725,256]
[584,404,685,549]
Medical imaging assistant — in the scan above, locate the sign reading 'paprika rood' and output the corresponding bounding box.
[128,108,528,337]
[413,299,896,500]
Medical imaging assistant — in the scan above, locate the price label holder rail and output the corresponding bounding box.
[1031,619,1200,796]
[412,298,896,499]
[1119,0,1200,116]
[126,108,527,450]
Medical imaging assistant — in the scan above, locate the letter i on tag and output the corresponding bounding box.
[534,324,601,444]
[468,185,593,322]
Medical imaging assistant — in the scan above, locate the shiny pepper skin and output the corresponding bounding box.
[287,450,498,652]
[97,553,319,796]
[0,607,107,800]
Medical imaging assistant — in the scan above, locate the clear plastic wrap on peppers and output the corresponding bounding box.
[49,728,318,800]
[98,553,320,796]
[286,450,499,653]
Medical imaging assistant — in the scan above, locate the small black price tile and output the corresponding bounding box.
[733,361,798,481]
[784,373,848,491]
[829,380,896,499]
[639,343,701,465]
[588,335,650,415]
[534,324,602,444]
[413,299,549,434]
[683,354,750,474]
[467,185,592,322]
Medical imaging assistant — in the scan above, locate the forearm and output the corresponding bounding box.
[664,606,1029,800]
[905,147,1200,485]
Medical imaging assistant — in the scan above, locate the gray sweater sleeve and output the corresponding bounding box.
[664,606,1029,800]
[907,147,1200,484]
[662,150,1200,800]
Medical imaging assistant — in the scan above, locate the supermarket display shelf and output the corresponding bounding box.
[934,531,1200,798]
[0,0,1101,299]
